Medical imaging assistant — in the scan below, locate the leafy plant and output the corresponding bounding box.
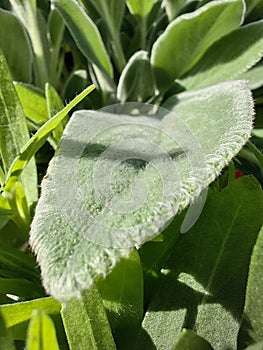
[0,0,263,349]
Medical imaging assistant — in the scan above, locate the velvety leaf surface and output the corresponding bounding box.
[61,288,116,350]
[179,20,263,90]
[151,0,244,90]
[25,309,60,350]
[136,176,263,350]
[29,80,254,301]
[238,225,263,347]
[237,61,263,90]
[0,9,32,83]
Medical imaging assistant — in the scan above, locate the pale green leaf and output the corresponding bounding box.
[245,342,263,350]
[179,20,263,90]
[0,194,12,216]
[3,84,95,194]
[151,0,245,90]
[96,250,144,349]
[0,9,32,83]
[172,329,214,350]
[29,80,254,301]
[14,82,49,125]
[238,225,263,347]
[137,177,263,350]
[61,287,116,350]
[26,309,60,350]
[52,0,113,79]
[0,49,38,208]
[126,0,155,17]
[237,61,263,90]
[0,310,15,350]
[0,297,61,329]
[117,51,155,102]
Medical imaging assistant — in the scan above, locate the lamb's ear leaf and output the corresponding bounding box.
[151,0,245,91]
[29,80,253,301]
[179,20,263,90]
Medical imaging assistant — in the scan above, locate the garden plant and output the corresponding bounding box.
[0,0,263,349]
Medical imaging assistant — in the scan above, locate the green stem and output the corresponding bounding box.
[140,16,147,50]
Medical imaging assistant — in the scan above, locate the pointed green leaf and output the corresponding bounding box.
[117,51,155,102]
[179,20,263,90]
[0,49,38,208]
[0,310,15,350]
[3,84,95,194]
[237,61,263,90]
[0,297,60,321]
[151,0,245,90]
[52,0,113,79]
[29,80,254,301]
[126,0,155,17]
[173,329,214,350]
[61,287,116,350]
[137,176,263,350]
[0,9,32,83]
[26,309,60,350]
[0,194,12,216]
[238,225,263,347]
[96,250,144,349]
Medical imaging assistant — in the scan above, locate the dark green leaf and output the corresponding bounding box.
[238,225,263,347]
[0,309,15,350]
[96,250,143,349]
[137,177,263,350]
[0,9,32,83]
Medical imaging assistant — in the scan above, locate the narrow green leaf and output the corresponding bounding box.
[0,309,15,350]
[52,0,113,79]
[26,309,60,350]
[117,51,155,102]
[29,80,254,301]
[238,225,263,347]
[137,177,263,350]
[14,82,49,126]
[3,84,95,194]
[126,0,155,17]
[96,250,144,349]
[45,83,65,144]
[0,278,43,298]
[172,329,214,350]
[0,49,38,208]
[179,20,263,90]
[61,287,116,350]
[151,0,245,90]
[0,9,32,83]
[0,297,61,329]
